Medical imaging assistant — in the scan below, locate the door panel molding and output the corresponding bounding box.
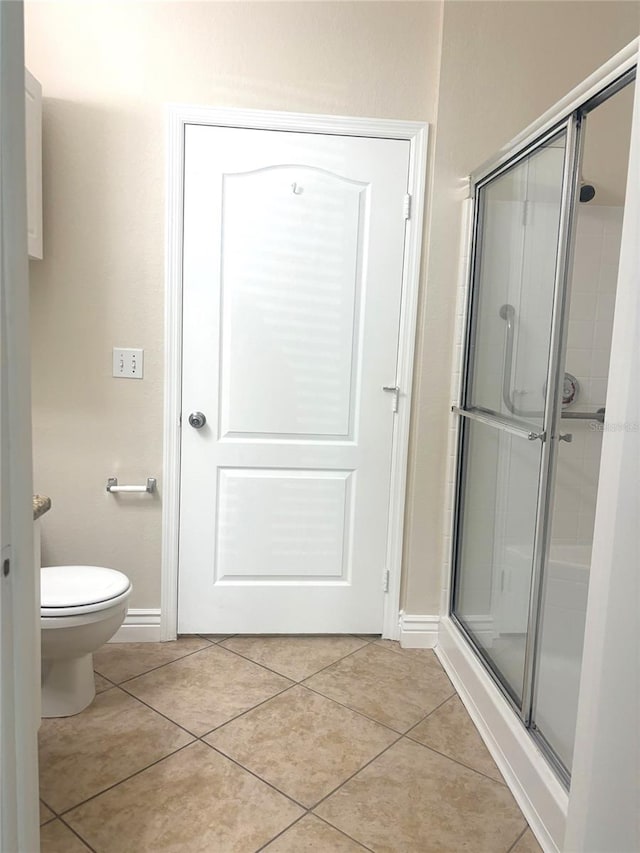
[162,106,427,640]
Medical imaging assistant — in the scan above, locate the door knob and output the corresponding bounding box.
[188,411,207,429]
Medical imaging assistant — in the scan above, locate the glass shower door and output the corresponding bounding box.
[452,123,576,712]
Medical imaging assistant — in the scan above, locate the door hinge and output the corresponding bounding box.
[2,545,11,579]
[383,569,390,593]
[404,193,411,220]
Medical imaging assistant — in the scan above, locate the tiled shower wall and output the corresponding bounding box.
[551,204,622,548]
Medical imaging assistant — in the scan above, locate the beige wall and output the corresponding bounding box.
[402,0,639,615]
[25,1,443,609]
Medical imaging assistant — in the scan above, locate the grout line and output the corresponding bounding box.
[403,734,509,789]
[114,684,203,739]
[299,683,405,735]
[199,739,309,811]
[198,682,299,739]
[58,741,196,819]
[403,692,456,735]
[310,731,405,813]
[93,671,119,692]
[254,811,375,853]
[217,636,372,685]
[294,639,378,682]
[55,815,98,853]
[208,642,303,682]
[202,711,397,816]
[194,633,237,644]
[312,813,376,852]
[506,825,530,853]
[253,813,309,852]
[39,796,58,818]
[103,641,220,687]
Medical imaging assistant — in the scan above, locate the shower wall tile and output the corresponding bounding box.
[568,348,591,380]
[590,349,611,379]
[554,205,621,551]
[567,320,595,350]
[569,292,598,321]
[596,293,616,321]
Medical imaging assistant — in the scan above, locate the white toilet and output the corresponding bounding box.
[40,565,132,717]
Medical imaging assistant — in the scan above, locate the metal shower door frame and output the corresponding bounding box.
[451,63,637,784]
[449,112,583,783]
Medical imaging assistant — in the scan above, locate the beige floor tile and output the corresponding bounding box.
[220,635,368,681]
[206,685,396,806]
[511,828,543,853]
[39,688,193,812]
[40,820,91,852]
[93,637,210,683]
[124,643,292,735]
[408,694,504,783]
[94,672,113,693]
[315,738,526,853]
[304,643,454,732]
[263,815,368,851]
[65,741,303,853]
[39,800,55,825]
[375,639,437,657]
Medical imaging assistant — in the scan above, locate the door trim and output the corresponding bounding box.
[1,2,40,849]
[161,105,428,641]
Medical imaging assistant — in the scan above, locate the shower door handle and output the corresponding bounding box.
[452,406,546,442]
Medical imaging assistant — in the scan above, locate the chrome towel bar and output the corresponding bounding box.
[106,477,156,494]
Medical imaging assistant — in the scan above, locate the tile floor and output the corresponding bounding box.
[39,636,543,853]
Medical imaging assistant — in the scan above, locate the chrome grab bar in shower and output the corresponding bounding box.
[560,408,605,422]
[499,303,545,419]
[499,303,605,423]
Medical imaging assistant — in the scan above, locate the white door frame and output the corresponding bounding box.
[161,106,427,641]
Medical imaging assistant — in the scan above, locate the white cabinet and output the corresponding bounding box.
[25,69,42,260]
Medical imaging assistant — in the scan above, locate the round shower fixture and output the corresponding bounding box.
[562,372,579,407]
[579,182,596,203]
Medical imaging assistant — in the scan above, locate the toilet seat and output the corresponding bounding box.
[41,565,132,617]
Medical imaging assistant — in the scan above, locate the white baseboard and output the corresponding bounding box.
[436,616,567,853]
[398,613,439,648]
[111,609,162,643]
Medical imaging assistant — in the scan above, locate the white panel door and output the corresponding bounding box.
[178,124,410,633]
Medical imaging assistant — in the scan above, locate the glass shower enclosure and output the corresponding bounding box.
[450,70,634,785]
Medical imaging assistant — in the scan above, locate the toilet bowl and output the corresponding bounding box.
[41,565,132,717]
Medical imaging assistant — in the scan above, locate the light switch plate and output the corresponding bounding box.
[113,347,144,379]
